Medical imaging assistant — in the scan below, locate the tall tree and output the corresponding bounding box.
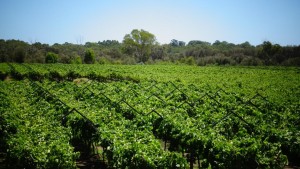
[84,48,95,64]
[122,29,156,62]
[14,47,26,63]
[170,39,186,47]
[258,41,270,65]
[170,39,179,46]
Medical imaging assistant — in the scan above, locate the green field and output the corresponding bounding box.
[0,63,299,168]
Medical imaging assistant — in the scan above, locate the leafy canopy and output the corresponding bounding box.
[45,52,59,63]
[122,29,157,63]
[84,48,95,64]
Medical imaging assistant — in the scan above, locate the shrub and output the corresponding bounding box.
[70,56,82,64]
[84,49,95,64]
[45,52,59,63]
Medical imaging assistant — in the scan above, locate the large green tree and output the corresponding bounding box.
[122,29,157,62]
[258,41,283,65]
[84,48,95,64]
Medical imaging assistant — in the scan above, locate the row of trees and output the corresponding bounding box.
[0,29,299,66]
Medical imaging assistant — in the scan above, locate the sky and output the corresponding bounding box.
[0,0,300,46]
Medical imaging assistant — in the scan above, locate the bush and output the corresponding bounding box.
[84,49,95,64]
[282,57,300,66]
[70,56,82,64]
[196,56,219,66]
[98,57,110,64]
[45,52,59,63]
[179,56,196,65]
[240,56,263,66]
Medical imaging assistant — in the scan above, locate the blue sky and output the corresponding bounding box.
[1,0,299,45]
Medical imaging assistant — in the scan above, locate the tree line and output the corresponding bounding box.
[0,29,299,66]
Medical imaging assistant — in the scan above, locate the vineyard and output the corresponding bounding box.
[0,63,299,169]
